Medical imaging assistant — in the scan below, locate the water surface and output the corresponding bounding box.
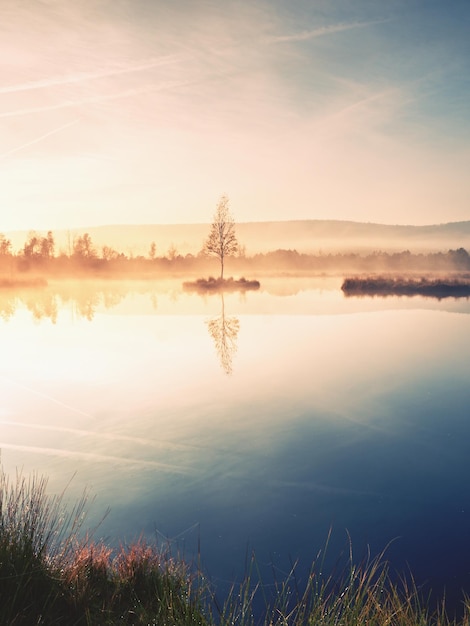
[1,277,470,608]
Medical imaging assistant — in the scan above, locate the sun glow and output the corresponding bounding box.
[0,1,469,231]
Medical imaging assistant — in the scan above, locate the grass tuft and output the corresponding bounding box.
[0,468,207,625]
[2,467,470,625]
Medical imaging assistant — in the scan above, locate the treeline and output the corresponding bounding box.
[248,247,470,273]
[0,230,215,277]
[1,230,470,277]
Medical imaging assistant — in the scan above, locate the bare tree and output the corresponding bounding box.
[23,231,40,258]
[203,195,238,280]
[0,234,12,256]
[166,243,178,261]
[101,245,119,261]
[40,231,55,259]
[73,233,96,259]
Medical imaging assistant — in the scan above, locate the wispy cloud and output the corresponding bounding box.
[0,1,467,226]
[0,56,175,95]
[0,119,79,158]
[0,81,191,119]
[267,20,387,44]
[325,88,406,124]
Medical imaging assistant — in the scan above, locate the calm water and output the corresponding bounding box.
[1,277,470,609]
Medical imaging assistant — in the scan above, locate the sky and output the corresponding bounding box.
[1,0,469,230]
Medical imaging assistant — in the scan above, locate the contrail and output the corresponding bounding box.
[0,419,207,454]
[0,80,189,119]
[0,56,176,95]
[0,118,79,159]
[322,88,400,125]
[271,478,379,498]
[0,373,90,417]
[267,19,389,44]
[0,442,197,475]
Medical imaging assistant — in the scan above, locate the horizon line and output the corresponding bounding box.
[4,218,470,234]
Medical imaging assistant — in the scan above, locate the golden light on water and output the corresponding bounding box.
[2,283,469,482]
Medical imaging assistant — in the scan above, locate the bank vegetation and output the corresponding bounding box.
[1,230,470,283]
[2,468,470,625]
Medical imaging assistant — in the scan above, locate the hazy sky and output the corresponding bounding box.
[1,0,469,230]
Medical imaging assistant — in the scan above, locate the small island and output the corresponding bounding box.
[342,275,470,299]
[182,276,260,293]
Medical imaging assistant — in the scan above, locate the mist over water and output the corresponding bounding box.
[1,278,470,611]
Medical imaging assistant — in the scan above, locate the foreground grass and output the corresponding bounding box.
[2,469,470,625]
[0,470,206,625]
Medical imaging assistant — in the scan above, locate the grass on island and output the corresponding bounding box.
[342,275,470,299]
[182,276,261,293]
[2,467,470,625]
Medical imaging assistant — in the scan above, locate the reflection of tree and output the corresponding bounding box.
[0,293,16,321]
[206,293,240,375]
[74,291,100,321]
[25,292,58,324]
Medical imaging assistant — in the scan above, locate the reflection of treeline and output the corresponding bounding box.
[0,281,155,323]
[1,230,470,276]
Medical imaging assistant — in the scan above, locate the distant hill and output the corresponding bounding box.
[5,220,470,256]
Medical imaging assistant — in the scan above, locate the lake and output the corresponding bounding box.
[1,277,470,611]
